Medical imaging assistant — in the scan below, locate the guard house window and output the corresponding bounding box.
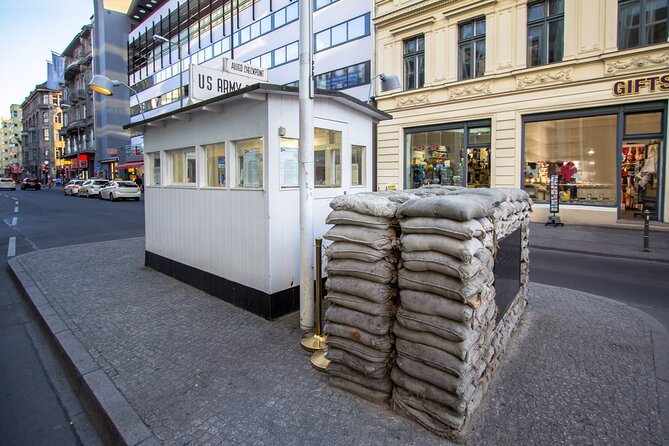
[527,0,564,67]
[170,147,196,185]
[619,0,668,49]
[459,18,486,80]
[351,145,366,186]
[235,138,263,189]
[204,142,226,188]
[314,128,341,187]
[148,152,161,186]
[404,35,425,90]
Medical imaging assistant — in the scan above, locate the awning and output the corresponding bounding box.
[99,158,118,164]
[116,161,144,170]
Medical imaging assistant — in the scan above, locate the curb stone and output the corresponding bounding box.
[8,256,159,446]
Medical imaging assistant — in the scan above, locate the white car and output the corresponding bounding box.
[99,181,141,201]
[64,179,85,196]
[79,179,110,198]
[0,178,16,190]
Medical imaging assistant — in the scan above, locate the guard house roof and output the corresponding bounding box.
[124,83,393,130]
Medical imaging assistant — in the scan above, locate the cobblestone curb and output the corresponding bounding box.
[8,256,159,446]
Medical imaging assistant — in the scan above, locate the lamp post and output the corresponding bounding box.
[88,75,147,121]
[153,35,184,109]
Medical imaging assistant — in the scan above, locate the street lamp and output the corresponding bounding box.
[367,73,401,103]
[153,35,184,108]
[88,75,146,121]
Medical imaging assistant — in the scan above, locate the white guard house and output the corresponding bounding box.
[126,83,391,319]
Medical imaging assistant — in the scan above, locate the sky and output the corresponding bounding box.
[0,0,94,116]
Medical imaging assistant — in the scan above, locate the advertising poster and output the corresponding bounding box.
[549,174,560,213]
[280,147,298,188]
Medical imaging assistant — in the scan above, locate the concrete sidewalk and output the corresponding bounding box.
[9,237,669,445]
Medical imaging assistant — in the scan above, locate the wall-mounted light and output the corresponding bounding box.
[368,73,401,103]
[88,75,146,121]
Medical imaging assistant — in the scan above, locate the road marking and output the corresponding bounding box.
[11,217,17,226]
[7,237,15,257]
[14,206,19,213]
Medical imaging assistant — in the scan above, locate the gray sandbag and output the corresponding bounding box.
[476,217,494,232]
[396,307,474,342]
[449,188,508,205]
[395,354,476,396]
[329,193,399,218]
[393,323,479,361]
[325,347,389,378]
[398,268,487,305]
[324,321,393,351]
[326,277,396,303]
[400,234,483,263]
[399,217,485,240]
[326,258,396,284]
[372,190,417,203]
[401,251,483,281]
[393,386,466,434]
[397,195,497,221]
[391,367,465,414]
[326,209,393,229]
[399,289,474,322]
[325,305,392,336]
[331,376,390,404]
[325,292,396,317]
[396,338,469,378]
[326,241,393,263]
[326,335,392,362]
[324,225,398,250]
[327,362,393,392]
[496,187,530,203]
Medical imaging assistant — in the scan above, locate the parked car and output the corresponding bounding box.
[99,181,141,201]
[0,178,16,190]
[21,178,41,190]
[64,179,85,196]
[79,179,110,198]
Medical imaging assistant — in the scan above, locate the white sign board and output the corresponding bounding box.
[280,147,299,188]
[189,64,253,102]
[223,58,268,82]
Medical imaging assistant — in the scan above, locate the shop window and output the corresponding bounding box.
[204,142,226,188]
[625,111,662,135]
[149,153,161,186]
[170,147,196,185]
[527,0,564,67]
[404,35,425,90]
[458,17,486,80]
[234,138,263,188]
[619,0,668,49]
[351,145,366,186]
[524,114,617,205]
[314,128,341,187]
[406,128,465,188]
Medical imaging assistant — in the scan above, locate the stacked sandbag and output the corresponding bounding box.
[323,191,414,404]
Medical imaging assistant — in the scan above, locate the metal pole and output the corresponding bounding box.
[298,0,314,331]
[643,209,650,252]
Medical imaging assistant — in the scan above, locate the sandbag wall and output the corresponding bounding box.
[322,192,414,404]
[321,186,532,441]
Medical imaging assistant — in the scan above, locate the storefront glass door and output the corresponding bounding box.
[620,139,662,220]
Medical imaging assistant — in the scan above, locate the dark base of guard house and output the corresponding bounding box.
[145,250,300,320]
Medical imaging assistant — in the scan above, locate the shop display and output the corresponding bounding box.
[622,141,659,217]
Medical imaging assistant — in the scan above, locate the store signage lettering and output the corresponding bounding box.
[612,74,669,96]
[189,64,253,102]
[223,58,268,82]
[198,75,243,94]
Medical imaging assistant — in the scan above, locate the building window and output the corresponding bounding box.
[148,152,161,185]
[203,142,226,187]
[351,145,366,186]
[235,138,263,188]
[404,35,425,90]
[459,18,486,80]
[315,61,370,91]
[314,13,370,53]
[314,128,341,187]
[170,147,196,185]
[315,0,339,10]
[43,94,50,105]
[524,115,617,205]
[43,129,50,141]
[43,112,49,123]
[527,0,564,67]
[247,41,299,70]
[619,0,668,49]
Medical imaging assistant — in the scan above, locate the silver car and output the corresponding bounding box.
[0,178,16,190]
[79,179,110,198]
[64,179,85,196]
[99,181,141,201]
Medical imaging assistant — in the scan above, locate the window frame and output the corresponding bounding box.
[169,147,197,186]
[313,13,371,53]
[527,0,564,67]
[233,137,264,189]
[202,141,227,188]
[403,35,425,91]
[618,0,669,49]
[458,17,486,80]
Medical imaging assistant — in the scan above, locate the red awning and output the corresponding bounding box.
[116,161,144,170]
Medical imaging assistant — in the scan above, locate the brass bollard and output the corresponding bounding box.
[300,239,330,374]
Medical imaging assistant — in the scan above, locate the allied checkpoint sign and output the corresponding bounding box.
[189,60,267,103]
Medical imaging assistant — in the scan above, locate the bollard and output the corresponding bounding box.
[300,238,328,357]
[643,209,651,252]
[310,238,330,371]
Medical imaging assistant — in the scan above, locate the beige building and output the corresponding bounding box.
[1,105,23,178]
[374,0,669,224]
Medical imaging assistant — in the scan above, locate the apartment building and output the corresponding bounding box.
[0,105,23,179]
[20,85,62,182]
[374,0,668,224]
[60,24,95,179]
